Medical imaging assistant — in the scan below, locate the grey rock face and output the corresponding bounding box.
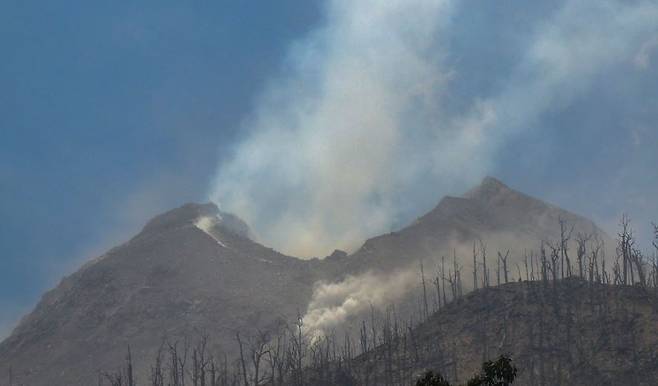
[0,203,318,386]
[0,178,613,385]
[341,177,611,276]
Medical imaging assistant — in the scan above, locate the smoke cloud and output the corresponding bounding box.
[209,0,462,257]
[209,0,658,257]
[302,269,418,336]
[195,215,228,248]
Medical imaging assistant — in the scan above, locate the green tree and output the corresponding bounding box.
[416,371,452,386]
[466,356,517,386]
[415,355,517,386]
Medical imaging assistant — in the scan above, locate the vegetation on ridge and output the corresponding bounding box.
[416,355,517,386]
[91,216,658,386]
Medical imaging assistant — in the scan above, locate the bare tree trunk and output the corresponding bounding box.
[432,272,441,311]
[497,251,501,286]
[236,332,249,386]
[619,215,632,285]
[250,330,270,386]
[453,249,463,298]
[126,345,135,386]
[498,250,510,284]
[441,256,447,306]
[473,242,478,291]
[480,241,488,288]
[420,261,429,321]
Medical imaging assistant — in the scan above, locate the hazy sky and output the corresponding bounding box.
[1,0,657,337]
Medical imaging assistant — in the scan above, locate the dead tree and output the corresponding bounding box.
[479,240,489,288]
[631,247,647,288]
[370,304,378,353]
[190,335,211,386]
[473,242,478,291]
[651,223,658,255]
[441,256,447,306]
[266,330,289,386]
[167,339,189,386]
[496,251,501,286]
[591,235,604,284]
[559,218,574,278]
[101,346,135,386]
[102,371,125,386]
[618,215,635,285]
[359,320,368,354]
[126,345,135,386]
[446,268,457,303]
[432,269,442,311]
[576,233,591,279]
[547,242,560,283]
[236,332,250,386]
[498,250,510,284]
[289,314,306,386]
[420,261,429,320]
[540,241,549,285]
[445,252,463,302]
[249,330,271,385]
[651,223,658,295]
[150,342,165,386]
[454,249,463,298]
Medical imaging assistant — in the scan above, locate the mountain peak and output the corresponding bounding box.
[140,202,251,238]
[463,176,512,202]
[142,202,220,233]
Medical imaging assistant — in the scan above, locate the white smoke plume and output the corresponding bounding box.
[194,215,228,247]
[209,0,460,257]
[209,0,658,258]
[302,269,418,336]
[461,0,658,143]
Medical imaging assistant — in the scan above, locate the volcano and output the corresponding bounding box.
[0,178,612,385]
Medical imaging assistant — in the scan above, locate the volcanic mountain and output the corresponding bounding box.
[0,178,612,385]
[340,176,609,275]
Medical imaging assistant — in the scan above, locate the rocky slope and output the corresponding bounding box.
[0,203,321,385]
[356,279,658,386]
[0,178,614,385]
[341,176,611,277]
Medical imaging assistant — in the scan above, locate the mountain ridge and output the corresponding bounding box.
[355,278,658,386]
[0,177,614,385]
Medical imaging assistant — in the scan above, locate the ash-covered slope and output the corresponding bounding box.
[0,177,613,385]
[0,203,322,386]
[356,279,658,386]
[341,177,611,276]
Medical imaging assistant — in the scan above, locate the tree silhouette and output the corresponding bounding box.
[416,371,451,386]
[466,355,517,386]
[416,355,517,386]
